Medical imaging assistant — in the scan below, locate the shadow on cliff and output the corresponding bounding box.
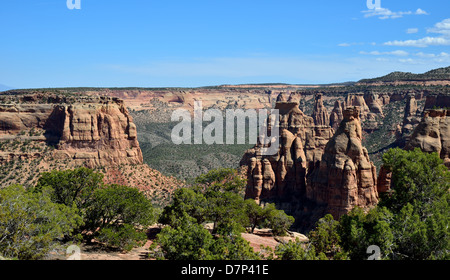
[43,106,66,147]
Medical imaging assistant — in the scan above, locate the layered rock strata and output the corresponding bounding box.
[308,107,379,218]
[243,97,334,203]
[241,95,378,218]
[329,100,344,130]
[401,94,421,138]
[0,93,143,168]
[311,93,329,126]
[406,109,450,168]
[243,97,379,220]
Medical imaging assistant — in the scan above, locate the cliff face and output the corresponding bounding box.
[312,93,329,126]
[308,107,379,219]
[0,93,182,205]
[53,102,143,168]
[0,93,143,168]
[329,100,344,130]
[406,109,450,168]
[423,93,450,111]
[400,94,421,143]
[243,101,379,225]
[243,98,334,204]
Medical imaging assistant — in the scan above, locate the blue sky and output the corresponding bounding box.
[0,0,449,88]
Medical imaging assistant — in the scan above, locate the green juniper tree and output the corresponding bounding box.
[0,185,82,260]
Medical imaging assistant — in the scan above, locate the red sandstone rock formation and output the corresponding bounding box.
[423,94,450,111]
[379,108,450,195]
[243,97,334,202]
[345,94,369,116]
[244,103,379,220]
[0,94,143,168]
[329,100,344,130]
[377,165,392,194]
[406,109,450,168]
[312,93,330,126]
[401,94,420,137]
[308,107,379,219]
[364,92,384,116]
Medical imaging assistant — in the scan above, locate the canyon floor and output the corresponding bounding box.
[48,226,304,260]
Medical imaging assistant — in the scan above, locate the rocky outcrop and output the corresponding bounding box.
[345,94,370,117]
[276,92,288,103]
[406,109,450,168]
[0,93,183,204]
[312,93,329,126]
[243,94,380,221]
[307,106,379,219]
[329,100,344,130]
[0,93,143,168]
[243,96,334,203]
[377,166,392,194]
[344,92,387,133]
[405,94,418,118]
[364,92,384,116]
[423,93,450,111]
[379,108,450,194]
[401,94,420,138]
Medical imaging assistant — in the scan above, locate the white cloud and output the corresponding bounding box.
[407,28,419,34]
[384,37,450,48]
[362,8,409,19]
[415,52,436,58]
[362,7,428,20]
[360,50,409,56]
[427,18,450,36]
[398,58,416,64]
[415,8,429,15]
[338,42,366,47]
[415,52,450,58]
[384,18,450,48]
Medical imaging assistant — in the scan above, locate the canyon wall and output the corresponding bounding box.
[0,93,143,168]
[243,93,379,221]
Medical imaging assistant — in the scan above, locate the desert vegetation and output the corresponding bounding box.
[1,148,448,260]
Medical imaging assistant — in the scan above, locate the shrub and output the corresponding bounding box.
[33,168,155,251]
[275,239,326,260]
[381,148,450,260]
[34,167,104,211]
[309,214,348,259]
[85,184,155,231]
[0,185,82,260]
[264,204,295,236]
[97,224,147,252]
[149,215,215,260]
